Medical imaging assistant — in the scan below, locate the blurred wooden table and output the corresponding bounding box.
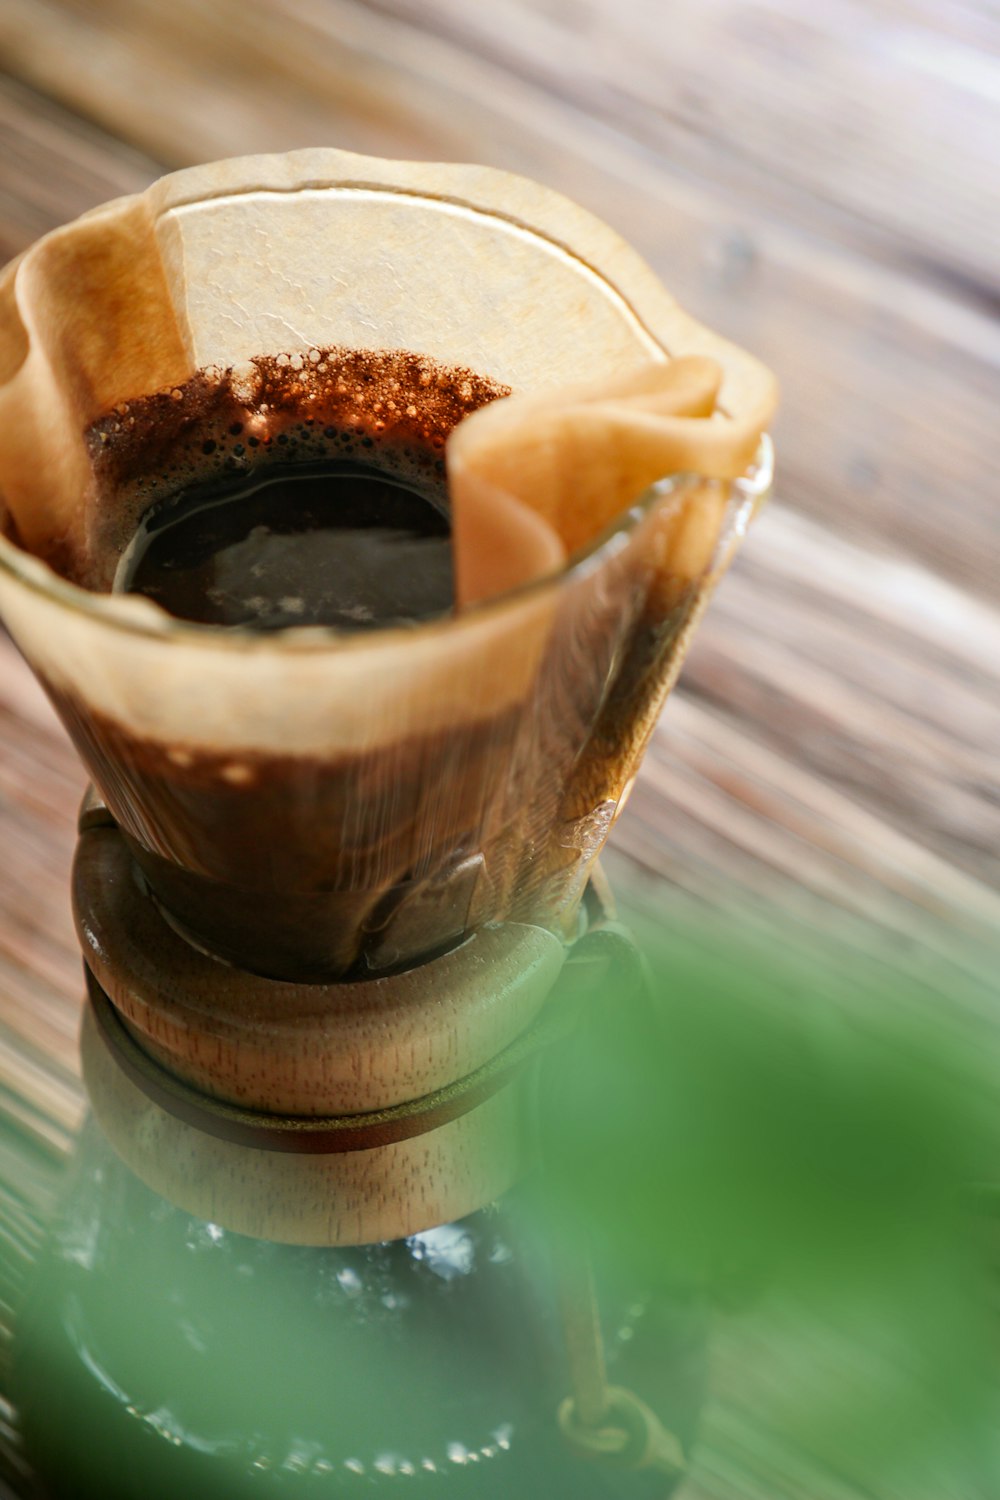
[0,2,997,1497]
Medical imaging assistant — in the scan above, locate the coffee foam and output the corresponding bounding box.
[75,347,509,592]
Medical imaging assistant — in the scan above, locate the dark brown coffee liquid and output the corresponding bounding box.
[118,462,453,631]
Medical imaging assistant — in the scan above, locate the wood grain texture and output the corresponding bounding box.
[370,0,1000,295]
[0,1,997,1495]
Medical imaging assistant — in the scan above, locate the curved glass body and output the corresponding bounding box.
[7,1118,705,1500]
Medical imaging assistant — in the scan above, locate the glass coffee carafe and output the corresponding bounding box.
[0,149,774,1498]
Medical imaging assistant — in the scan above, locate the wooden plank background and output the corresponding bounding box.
[0,2,997,1496]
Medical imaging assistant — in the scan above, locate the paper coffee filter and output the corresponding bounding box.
[0,148,773,580]
[448,353,776,604]
[0,149,775,977]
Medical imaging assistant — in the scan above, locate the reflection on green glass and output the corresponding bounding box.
[10,1120,699,1498]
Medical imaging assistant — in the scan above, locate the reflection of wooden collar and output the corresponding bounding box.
[85,963,550,1155]
[83,878,635,1156]
[73,801,632,1244]
[73,812,566,1119]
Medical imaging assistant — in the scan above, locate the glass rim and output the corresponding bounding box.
[0,436,773,654]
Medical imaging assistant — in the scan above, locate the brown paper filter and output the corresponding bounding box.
[448,354,774,605]
[0,149,775,979]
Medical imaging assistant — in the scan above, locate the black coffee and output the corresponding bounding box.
[119,462,453,631]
